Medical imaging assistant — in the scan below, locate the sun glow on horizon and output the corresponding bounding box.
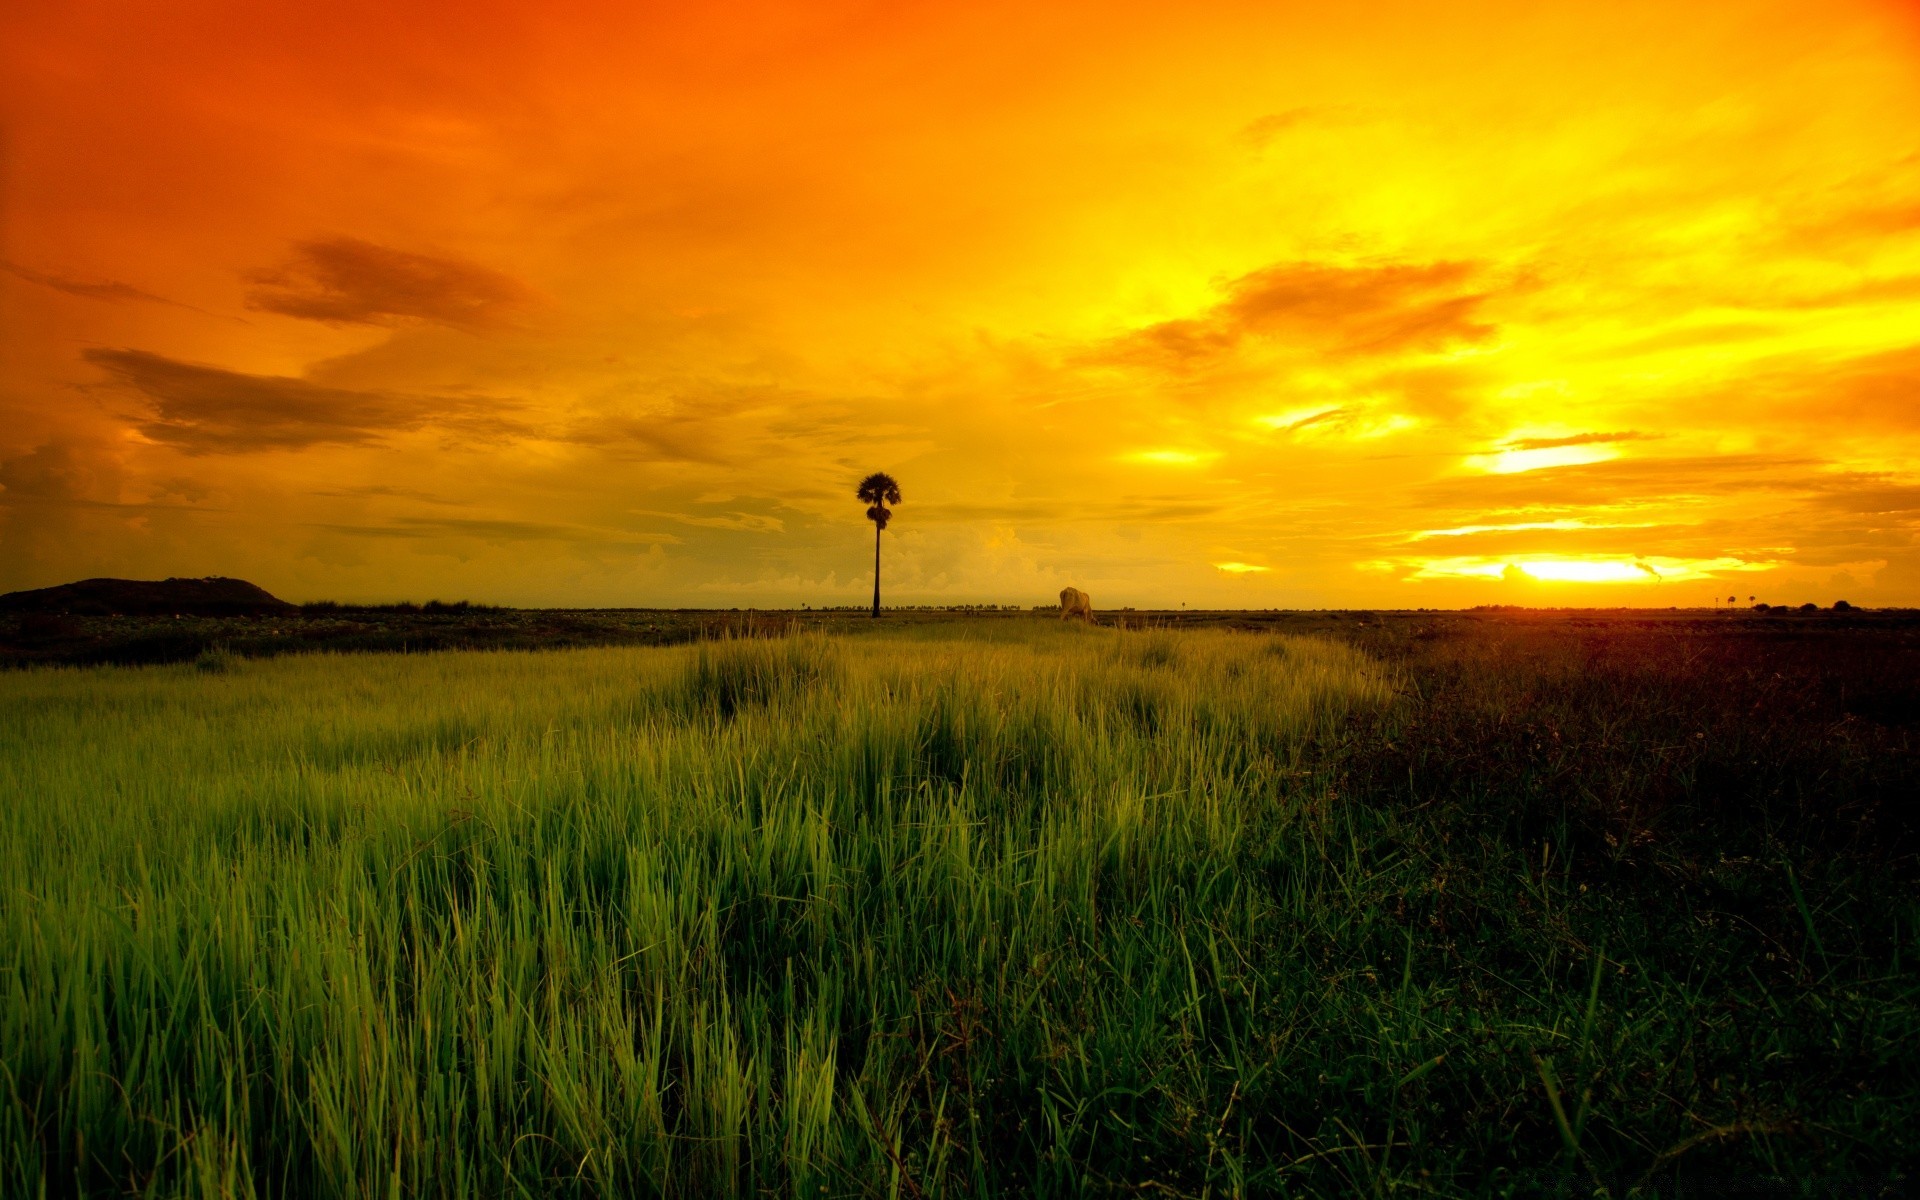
[1398,555,1784,584]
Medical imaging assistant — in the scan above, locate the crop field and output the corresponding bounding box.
[1,617,1916,1197]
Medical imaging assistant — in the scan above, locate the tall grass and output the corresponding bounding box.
[0,623,1398,1197]
[5,618,1915,1195]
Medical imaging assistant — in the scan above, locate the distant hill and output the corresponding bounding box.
[0,577,295,617]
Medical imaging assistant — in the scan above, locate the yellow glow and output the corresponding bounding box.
[1410,519,1596,540]
[1214,562,1270,574]
[1517,560,1661,583]
[1122,449,1218,466]
[1464,445,1622,475]
[1357,414,1419,439]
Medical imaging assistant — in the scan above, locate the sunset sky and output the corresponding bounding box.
[5,0,1920,608]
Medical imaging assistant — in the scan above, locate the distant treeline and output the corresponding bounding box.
[301,599,503,614]
[803,604,1029,612]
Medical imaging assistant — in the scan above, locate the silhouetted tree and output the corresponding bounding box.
[856,472,901,619]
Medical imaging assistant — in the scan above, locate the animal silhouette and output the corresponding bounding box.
[1058,587,1093,622]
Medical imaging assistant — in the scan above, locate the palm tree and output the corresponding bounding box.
[856,472,901,619]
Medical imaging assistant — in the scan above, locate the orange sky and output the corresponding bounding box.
[5,0,1920,607]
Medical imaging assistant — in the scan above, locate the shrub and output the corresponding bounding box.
[193,644,241,674]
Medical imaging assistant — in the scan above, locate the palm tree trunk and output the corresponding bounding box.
[871,523,882,618]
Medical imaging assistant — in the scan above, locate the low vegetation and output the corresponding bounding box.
[0,618,1912,1196]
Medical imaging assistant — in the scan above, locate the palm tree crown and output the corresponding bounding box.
[857,472,901,525]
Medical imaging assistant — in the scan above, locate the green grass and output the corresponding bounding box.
[0,619,1913,1196]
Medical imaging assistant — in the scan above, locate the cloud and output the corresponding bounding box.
[914,496,1229,524]
[1398,520,1693,555]
[1501,430,1659,451]
[1093,259,1500,370]
[571,413,741,465]
[1781,199,1920,253]
[1721,343,1920,430]
[312,484,463,503]
[1778,274,1920,310]
[1413,452,1822,511]
[83,348,527,453]
[1238,105,1364,147]
[1361,362,1495,422]
[0,437,121,503]
[245,237,532,329]
[1805,475,1920,515]
[631,508,787,533]
[1267,406,1351,433]
[317,516,677,545]
[564,383,925,468]
[1399,554,1780,585]
[1605,321,1778,358]
[2,260,174,306]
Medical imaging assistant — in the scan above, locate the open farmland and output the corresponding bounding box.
[1,617,1915,1196]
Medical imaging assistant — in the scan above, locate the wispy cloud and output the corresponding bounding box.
[84,348,529,453]
[1500,430,1658,451]
[4,260,176,306]
[316,516,678,544]
[1238,105,1366,148]
[1090,259,1503,370]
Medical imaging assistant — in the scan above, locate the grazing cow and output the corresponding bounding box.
[1059,586,1094,622]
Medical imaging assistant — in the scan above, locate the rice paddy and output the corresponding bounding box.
[0,618,1913,1196]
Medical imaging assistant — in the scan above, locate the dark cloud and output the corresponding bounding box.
[0,439,108,502]
[83,348,527,453]
[245,238,532,329]
[0,439,208,512]
[1093,259,1500,370]
[2,259,174,305]
[1805,475,1920,515]
[1502,430,1658,451]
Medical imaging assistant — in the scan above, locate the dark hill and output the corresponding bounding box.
[0,577,295,617]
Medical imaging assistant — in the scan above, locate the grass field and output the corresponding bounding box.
[1,618,1914,1196]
